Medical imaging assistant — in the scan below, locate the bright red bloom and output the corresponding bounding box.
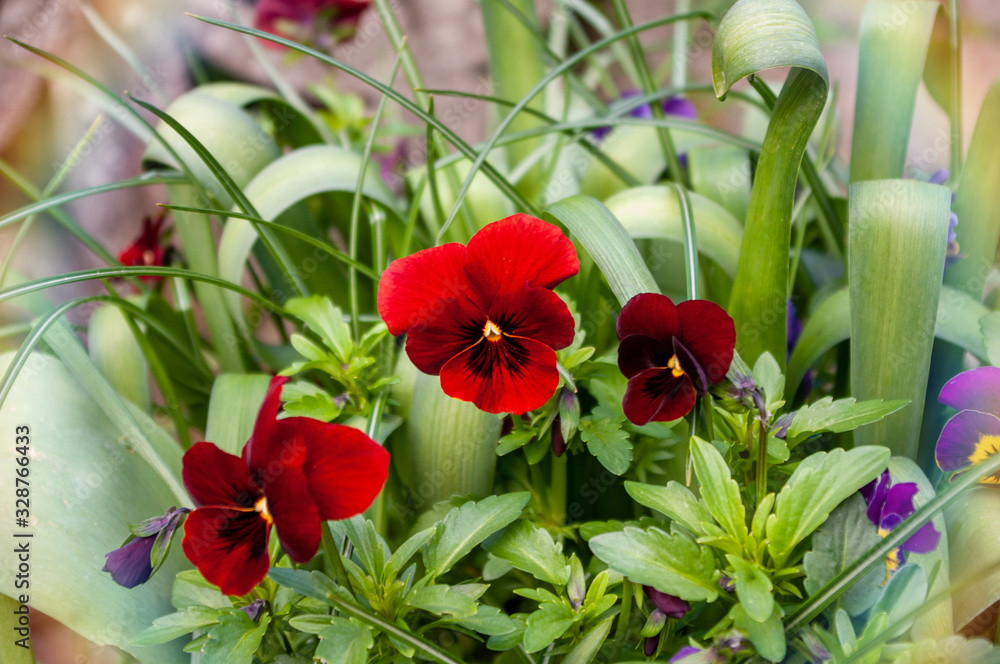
[181,376,389,596]
[254,0,369,47]
[118,214,167,282]
[616,293,735,425]
[378,214,579,415]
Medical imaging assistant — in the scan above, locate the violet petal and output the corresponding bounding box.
[938,367,1000,417]
[936,410,1000,472]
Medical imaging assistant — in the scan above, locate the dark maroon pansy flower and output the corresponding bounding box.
[103,506,189,589]
[377,214,579,415]
[254,0,369,47]
[118,214,168,282]
[616,293,735,426]
[181,376,389,596]
[936,367,1000,485]
[860,470,940,581]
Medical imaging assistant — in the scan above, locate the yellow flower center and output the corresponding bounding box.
[667,354,685,378]
[143,249,157,265]
[483,319,503,342]
[254,496,273,525]
[883,547,902,585]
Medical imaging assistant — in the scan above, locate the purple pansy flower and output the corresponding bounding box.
[593,92,697,141]
[103,506,190,588]
[860,470,940,581]
[936,367,1000,484]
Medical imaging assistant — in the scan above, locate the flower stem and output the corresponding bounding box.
[551,453,567,531]
[612,578,633,657]
[755,416,769,506]
[702,393,715,440]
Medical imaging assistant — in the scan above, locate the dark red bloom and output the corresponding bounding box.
[378,214,579,415]
[118,214,167,282]
[616,293,735,425]
[254,0,369,47]
[181,376,389,596]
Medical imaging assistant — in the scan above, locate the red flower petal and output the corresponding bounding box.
[463,215,579,308]
[182,443,259,509]
[440,335,559,414]
[405,293,485,375]
[182,507,270,597]
[490,284,575,350]
[245,376,308,476]
[616,293,681,343]
[676,300,735,385]
[622,367,696,425]
[267,464,322,563]
[288,419,390,520]
[378,243,468,336]
[618,334,670,379]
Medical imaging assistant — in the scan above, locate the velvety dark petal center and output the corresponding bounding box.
[672,337,709,394]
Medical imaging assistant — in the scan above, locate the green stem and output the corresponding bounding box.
[612,579,633,657]
[947,0,963,182]
[755,415,769,506]
[686,398,699,486]
[702,393,715,441]
[551,453,567,529]
[672,182,699,300]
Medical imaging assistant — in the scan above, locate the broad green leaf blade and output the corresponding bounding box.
[562,617,614,664]
[423,492,531,579]
[579,416,633,475]
[785,397,909,449]
[690,437,747,543]
[484,521,571,586]
[944,487,1000,633]
[766,446,890,567]
[407,372,501,506]
[406,585,478,618]
[849,1,941,182]
[204,375,271,456]
[589,527,720,602]
[849,179,951,458]
[201,612,270,664]
[603,185,744,278]
[88,303,150,412]
[315,618,373,664]
[947,78,1000,299]
[445,604,516,637]
[544,195,659,307]
[713,0,829,368]
[727,556,774,623]
[785,286,991,399]
[130,607,224,646]
[803,494,883,616]
[624,480,712,536]
[0,352,188,663]
[523,601,577,653]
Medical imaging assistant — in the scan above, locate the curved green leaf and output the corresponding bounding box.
[946,487,1000,633]
[713,0,829,368]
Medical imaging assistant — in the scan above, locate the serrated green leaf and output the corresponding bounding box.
[285,296,353,362]
[579,417,632,475]
[201,611,270,664]
[589,527,719,602]
[625,481,712,536]
[406,584,478,618]
[267,569,352,605]
[766,447,890,566]
[129,606,224,646]
[484,521,570,586]
[446,604,516,637]
[803,494,883,616]
[315,618,373,664]
[733,604,785,662]
[384,527,436,582]
[727,556,774,623]
[523,601,577,653]
[691,437,747,543]
[487,615,526,651]
[497,430,537,456]
[785,397,909,448]
[423,492,531,579]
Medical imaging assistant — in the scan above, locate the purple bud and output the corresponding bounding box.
[552,415,566,457]
[104,507,190,589]
[645,634,660,657]
[644,586,690,618]
[719,575,736,593]
[241,599,267,623]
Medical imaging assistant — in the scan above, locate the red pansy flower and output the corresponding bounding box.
[181,376,389,596]
[377,214,579,415]
[118,214,167,282]
[254,0,370,47]
[616,293,735,425]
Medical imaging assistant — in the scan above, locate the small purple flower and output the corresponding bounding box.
[945,211,962,269]
[718,574,736,593]
[240,599,267,623]
[787,299,803,359]
[645,586,690,619]
[103,506,190,589]
[860,471,940,581]
[593,92,696,141]
[928,168,949,185]
[669,645,717,663]
[936,367,1000,484]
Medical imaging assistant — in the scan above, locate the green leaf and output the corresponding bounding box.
[267,569,352,605]
[624,481,712,536]
[690,437,747,542]
[201,611,271,664]
[204,374,271,455]
[849,1,941,182]
[281,383,343,422]
[88,303,150,412]
[406,584,478,619]
[484,520,571,586]
[544,195,659,307]
[766,446,890,566]
[172,570,232,610]
[523,601,577,653]
[563,617,614,664]
[285,296,353,362]
[803,494,883,616]
[446,604,516,637]
[714,0,829,368]
[130,606,224,646]
[849,179,952,458]
[579,417,633,475]
[343,516,386,579]
[589,527,719,602]
[753,352,784,411]
[785,397,909,449]
[384,527,436,581]
[733,604,785,662]
[603,185,744,278]
[870,563,928,639]
[727,556,774,623]
[423,492,531,579]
